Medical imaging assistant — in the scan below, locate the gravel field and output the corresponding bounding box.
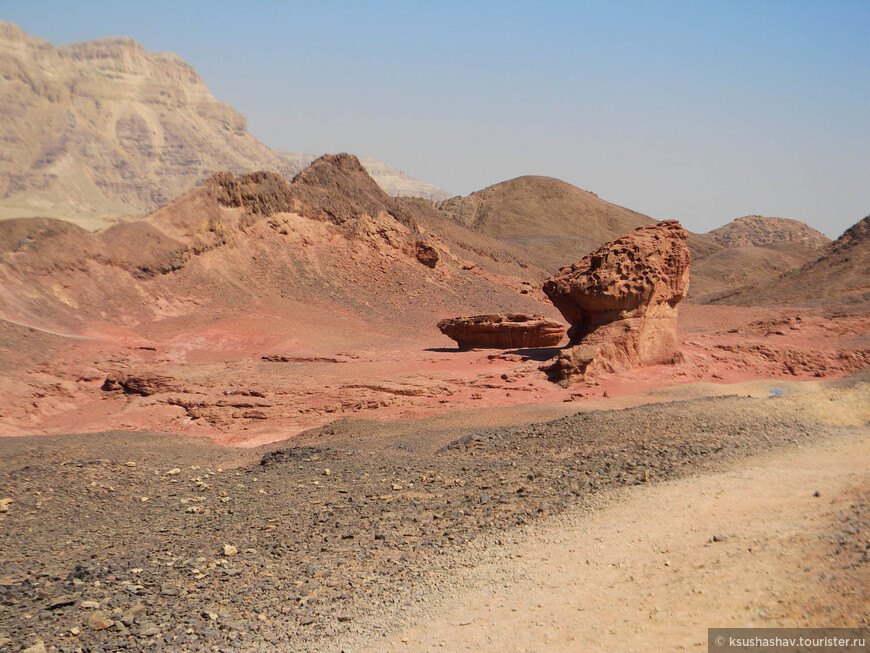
[1,377,867,652]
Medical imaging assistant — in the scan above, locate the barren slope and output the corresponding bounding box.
[719,215,870,309]
[435,176,656,273]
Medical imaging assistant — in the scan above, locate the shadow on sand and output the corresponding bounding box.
[424,346,562,361]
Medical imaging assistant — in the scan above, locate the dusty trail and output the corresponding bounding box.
[340,428,869,652]
[0,315,94,340]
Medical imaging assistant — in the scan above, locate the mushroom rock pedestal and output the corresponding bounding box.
[437,314,565,350]
[542,220,690,385]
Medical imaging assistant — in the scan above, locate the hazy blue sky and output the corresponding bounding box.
[2,1,868,236]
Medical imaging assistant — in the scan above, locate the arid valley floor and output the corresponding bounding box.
[0,19,869,653]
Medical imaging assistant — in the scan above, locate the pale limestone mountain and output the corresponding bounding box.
[0,21,451,230]
[0,21,300,230]
[278,151,451,201]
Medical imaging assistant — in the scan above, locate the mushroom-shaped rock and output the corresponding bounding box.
[438,314,565,350]
[542,220,690,381]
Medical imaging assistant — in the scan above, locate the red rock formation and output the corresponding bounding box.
[438,314,565,350]
[542,220,690,382]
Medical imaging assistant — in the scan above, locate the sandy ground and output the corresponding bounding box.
[1,305,868,447]
[338,422,869,652]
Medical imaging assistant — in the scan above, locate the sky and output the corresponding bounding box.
[2,0,868,236]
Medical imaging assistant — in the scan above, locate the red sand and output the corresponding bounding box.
[1,303,866,447]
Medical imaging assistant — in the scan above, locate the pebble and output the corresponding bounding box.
[87,610,114,630]
[0,498,11,512]
[223,544,238,556]
[22,642,47,653]
[47,595,78,610]
[79,600,100,609]
[138,622,161,637]
[121,603,147,626]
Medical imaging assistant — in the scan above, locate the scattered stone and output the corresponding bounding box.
[22,642,47,653]
[543,344,597,387]
[121,603,147,626]
[323,468,331,476]
[79,600,100,609]
[47,594,78,609]
[415,240,439,268]
[138,622,161,637]
[0,498,12,512]
[124,461,137,467]
[86,610,114,630]
[223,544,238,556]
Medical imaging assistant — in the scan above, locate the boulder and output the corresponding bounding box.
[415,240,439,268]
[542,220,690,383]
[438,314,565,349]
[543,344,597,387]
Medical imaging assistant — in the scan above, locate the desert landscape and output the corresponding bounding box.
[0,14,868,653]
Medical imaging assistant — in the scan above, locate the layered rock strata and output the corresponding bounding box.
[438,314,565,349]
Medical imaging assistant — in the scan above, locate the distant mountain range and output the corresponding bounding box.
[1,20,860,308]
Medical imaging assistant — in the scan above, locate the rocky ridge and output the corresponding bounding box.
[706,215,831,249]
[279,152,452,201]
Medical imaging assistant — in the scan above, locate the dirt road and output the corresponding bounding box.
[340,428,869,652]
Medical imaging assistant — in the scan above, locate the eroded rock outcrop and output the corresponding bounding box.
[415,240,439,268]
[438,314,565,350]
[542,220,690,384]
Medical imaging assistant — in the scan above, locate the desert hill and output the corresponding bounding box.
[706,215,831,249]
[717,215,870,309]
[428,176,827,301]
[0,153,546,332]
[434,176,656,273]
[0,153,562,438]
[279,151,451,201]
